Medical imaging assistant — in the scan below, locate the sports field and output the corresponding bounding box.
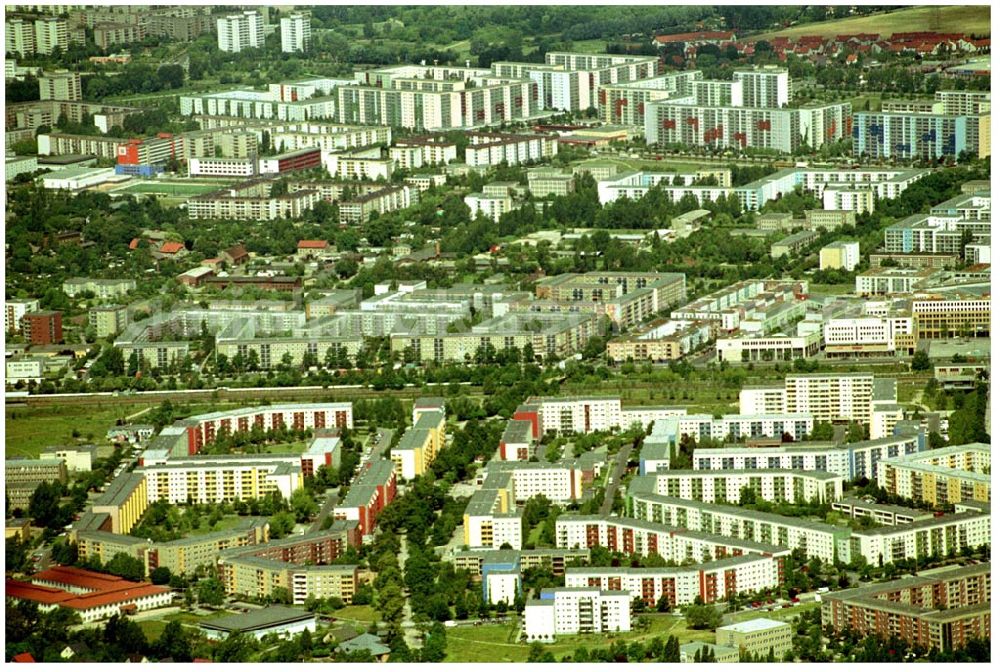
[755,6,990,41]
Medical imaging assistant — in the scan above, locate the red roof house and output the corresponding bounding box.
[12,653,36,663]
[159,241,185,255]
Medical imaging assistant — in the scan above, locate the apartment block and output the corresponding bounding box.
[638,469,843,505]
[280,12,311,53]
[389,411,445,480]
[6,299,40,334]
[88,305,128,338]
[5,458,68,510]
[849,505,991,567]
[38,70,81,101]
[878,443,990,506]
[217,11,264,53]
[626,490,852,563]
[217,527,361,605]
[555,514,790,565]
[465,132,559,168]
[339,185,414,225]
[597,72,703,125]
[853,110,989,160]
[692,433,923,481]
[90,472,147,535]
[333,460,397,536]
[606,319,715,363]
[819,241,860,271]
[525,588,631,641]
[565,553,782,609]
[821,563,990,650]
[20,311,63,345]
[187,180,320,221]
[335,65,539,130]
[535,272,687,328]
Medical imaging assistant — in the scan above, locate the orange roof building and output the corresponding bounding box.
[159,241,185,255]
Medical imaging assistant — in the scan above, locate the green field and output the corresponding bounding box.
[4,401,250,458]
[330,604,378,624]
[443,614,718,662]
[755,6,990,41]
[5,404,136,457]
[117,182,221,196]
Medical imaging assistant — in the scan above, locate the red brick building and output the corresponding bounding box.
[20,310,62,345]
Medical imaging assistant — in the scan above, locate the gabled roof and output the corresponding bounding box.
[12,653,36,663]
[159,241,185,254]
[298,239,329,249]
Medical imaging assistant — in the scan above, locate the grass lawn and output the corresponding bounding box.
[5,404,135,457]
[330,605,377,624]
[726,602,819,625]
[443,614,717,662]
[569,39,611,54]
[809,283,855,296]
[184,514,252,536]
[753,6,990,40]
[260,440,309,454]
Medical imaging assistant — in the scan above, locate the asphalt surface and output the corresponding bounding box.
[599,443,632,516]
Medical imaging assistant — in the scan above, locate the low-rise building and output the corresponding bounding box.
[199,606,317,641]
[771,230,820,259]
[716,618,793,660]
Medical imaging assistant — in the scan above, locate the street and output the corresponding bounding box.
[600,442,632,517]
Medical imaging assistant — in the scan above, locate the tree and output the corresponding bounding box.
[214,632,255,662]
[290,488,318,524]
[150,567,172,585]
[910,350,931,371]
[269,511,296,538]
[684,603,722,630]
[197,577,226,606]
[106,552,146,582]
[154,620,192,662]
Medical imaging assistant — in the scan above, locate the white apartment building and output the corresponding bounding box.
[555,514,790,564]
[34,17,71,56]
[138,458,303,504]
[188,157,257,178]
[738,386,788,415]
[855,268,934,296]
[324,152,394,181]
[6,299,40,334]
[217,11,264,53]
[525,588,631,642]
[628,492,853,563]
[389,139,457,168]
[716,332,822,364]
[280,13,311,53]
[486,570,520,606]
[39,70,81,101]
[692,433,922,481]
[645,469,843,504]
[520,396,623,435]
[465,133,559,168]
[733,67,789,108]
[482,462,585,503]
[822,188,875,214]
[464,193,514,223]
[5,18,36,56]
[783,373,875,424]
[564,554,782,608]
[850,509,991,566]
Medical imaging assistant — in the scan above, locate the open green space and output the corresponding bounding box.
[808,283,855,296]
[5,404,135,457]
[260,440,310,454]
[330,604,378,624]
[4,401,250,458]
[754,6,990,40]
[443,614,717,662]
